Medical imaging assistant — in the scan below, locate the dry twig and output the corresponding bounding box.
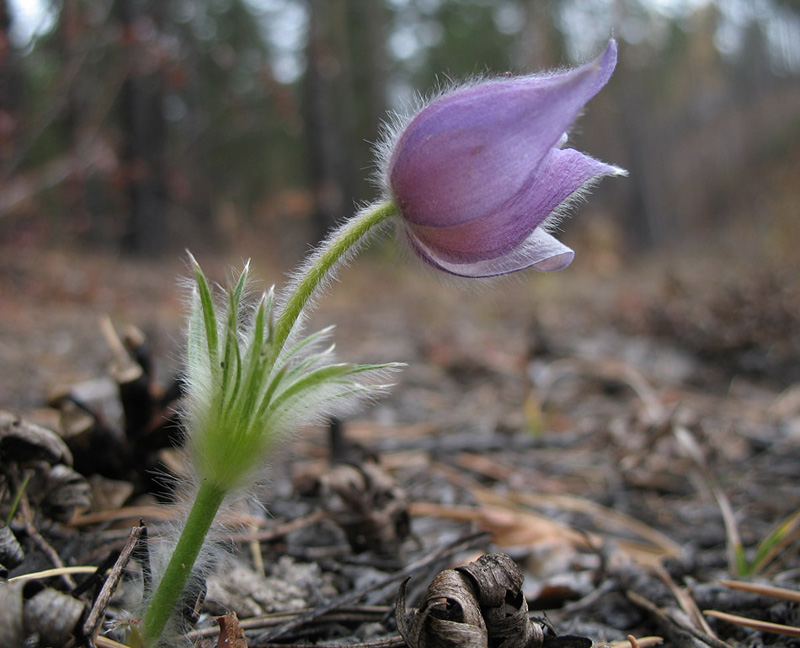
[83,524,147,644]
[703,610,800,639]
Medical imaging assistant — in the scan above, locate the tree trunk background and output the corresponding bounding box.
[117,0,168,256]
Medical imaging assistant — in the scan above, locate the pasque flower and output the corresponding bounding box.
[385,39,626,277]
[137,43,626,647]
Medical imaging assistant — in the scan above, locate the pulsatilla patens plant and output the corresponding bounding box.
[136,40,626,647]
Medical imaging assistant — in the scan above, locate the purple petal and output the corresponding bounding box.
[402,226,575,278]
[406,147,625,263]
[389,40,618,229]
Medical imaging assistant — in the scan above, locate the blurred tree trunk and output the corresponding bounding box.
[0,0,21,172]
[303,0,358,243]
[349,0,388,196]
[177,14,216,249]
[359,1,388,131]
[303,0,389,243]
[58,0,92,241]
[519,0,565,69]
[116,0,167,256]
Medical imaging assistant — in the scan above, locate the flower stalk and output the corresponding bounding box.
[140,482,225,645]
[273,200,397,354]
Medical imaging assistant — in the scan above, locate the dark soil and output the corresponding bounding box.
[1,238,798,648]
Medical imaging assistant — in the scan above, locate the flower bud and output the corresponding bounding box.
[385,39,626,278]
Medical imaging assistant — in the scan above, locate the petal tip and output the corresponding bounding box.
[533,248,574,273]
[592,38,619,87]
[600,38,618,69]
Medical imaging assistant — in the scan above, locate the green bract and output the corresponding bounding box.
[185,255,399,492]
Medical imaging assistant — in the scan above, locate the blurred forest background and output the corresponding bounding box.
[0,0,799,269]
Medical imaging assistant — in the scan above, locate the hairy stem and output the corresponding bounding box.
[142,202,396,646]
[273,201,397,356]
[141,481,226,646]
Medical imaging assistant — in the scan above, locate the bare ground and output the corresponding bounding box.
[1,235,799,647]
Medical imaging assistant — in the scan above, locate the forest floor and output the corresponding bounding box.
[1,230,799,648]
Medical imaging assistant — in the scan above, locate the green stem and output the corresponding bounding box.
[141,481,226,646]
[6,471,31,525]
[141,201,396,646]
[273,201,397,356]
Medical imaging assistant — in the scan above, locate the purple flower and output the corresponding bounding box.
[386,40,626,278]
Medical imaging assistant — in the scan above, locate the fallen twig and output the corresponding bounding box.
[83,523,147,643]
[188,606,392,640]
[8,566,98,583]
[19,485,75,589]
[718,579,800,603]
[704,610,800,639]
